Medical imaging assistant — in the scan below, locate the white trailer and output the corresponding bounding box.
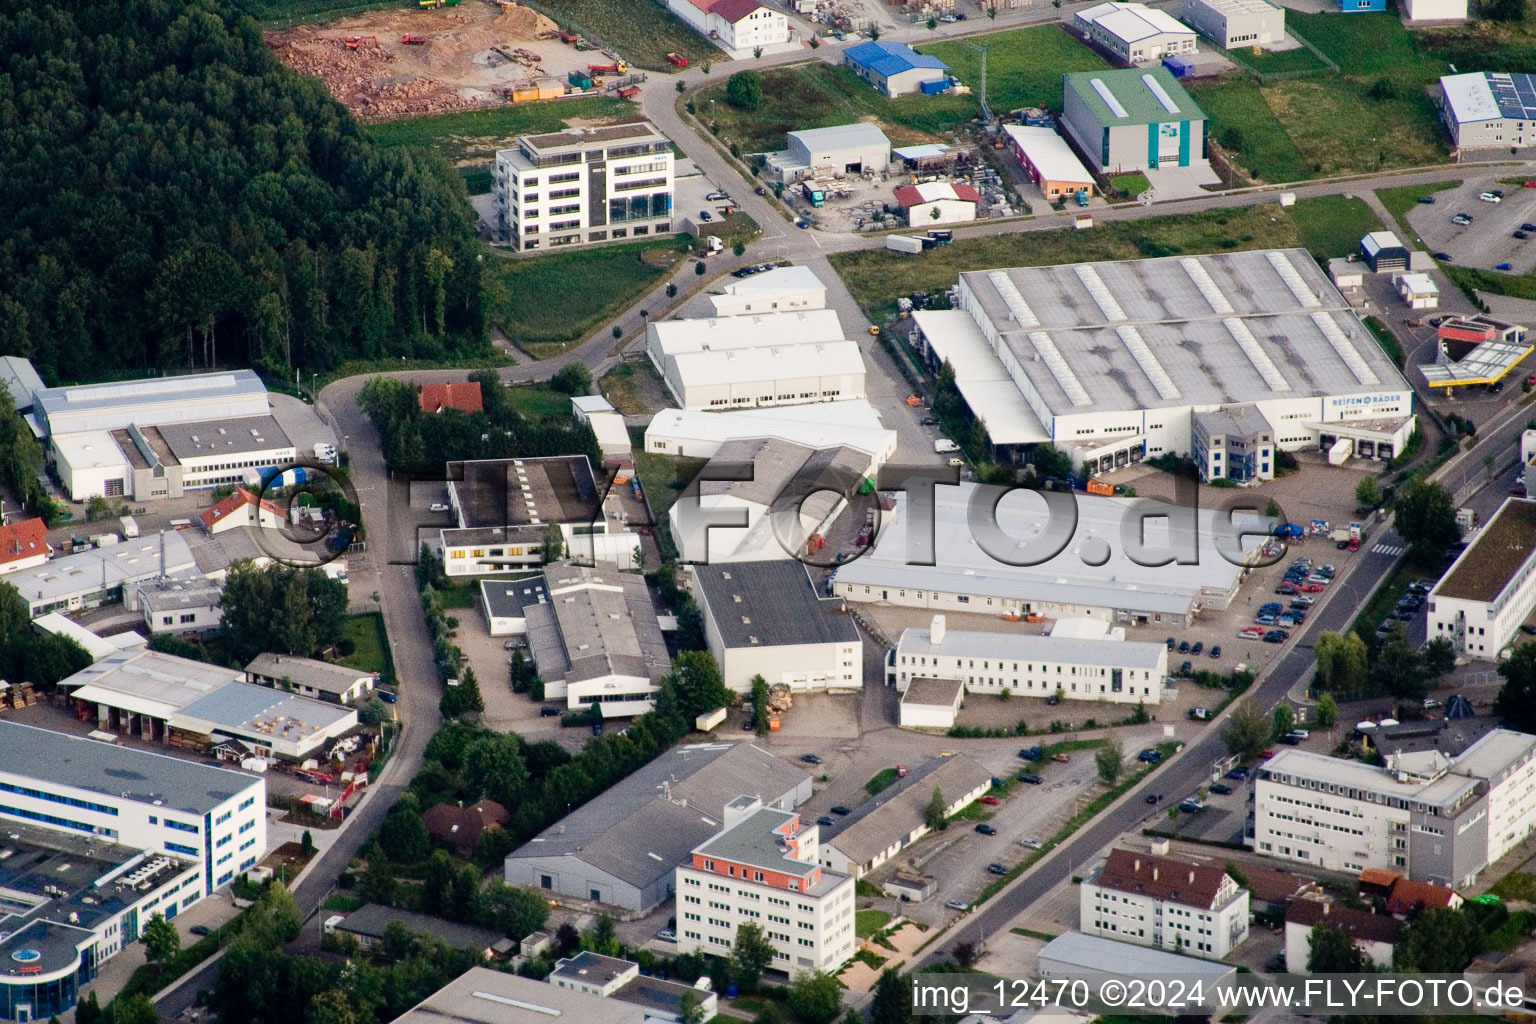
[886,235,926,254]
[695,707,728,732]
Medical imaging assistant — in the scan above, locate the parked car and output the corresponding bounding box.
[1190,641,1203,655]
[1515,231,1528,240]
[986,863,1009,875]
[1179,798,1205,813]
[190,925,214,937]
[1019,746,1042,761]
[830,805,852,815]
[1239,626,1267,639]
[656,928,677,942]
[817,815,835,826]
[1301,583,1325,593]
[377,690,397,703]
[1178,640,1191,653]
[1263,629,1290,643]
[1292,596,1316,607]
[1278,612,1302,627]
[1166,636,1177,649]
[1492,380,1507,394]
[429,503,450,512]
[1179,660,1193,676]
[1209,782,1234,795]
[1255,614,1277,626]
[1019,837,1042,849]
[705,191,729,201]
[1417,195,1437,204]
[1210,645,1222,659]
[975,823,998,835]
[1433,251,1453,261]
[920,417,938,426]
[1017,773,1043,785]
[801,754,823,764]
[1137,748,1162,763]
[979,795,1001,805]
[1226,767,1249,780]
[699,209,713,221]
[754,185,767,195]
[1453,213,1474,225]
[1522,624,1536,635]
[945,898,969,910]
[1051,752,1071,763]
[1480,192,1502,203]
[1275,582,1299,595]
[1423,698,1444,709]
[1189,706,1211,720]
[540,706,561,717]
[1046,694,1061,705]
[1145,793,1162,804]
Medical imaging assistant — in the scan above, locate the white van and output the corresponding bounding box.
[934,438,959,454]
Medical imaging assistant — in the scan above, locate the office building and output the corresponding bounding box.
[1437,73,1536,152]
[676,795,857,971]
[842,42,950,98]
[1075,3,1197,63]
[1002,125,1096,201]
[1252,730,1536,886]
[693,560,862,693]
[889,615,1166,707]
[0,720,266,1019]
[832,484,1267,627]
[819,755,992,878]
[1191,404,1275,484]
[1180,0,1285,48]
[51,415,295,502]
[709,265,828,318]
[1429,498,1536,660]
[505,742,810,912]
[1081,847,1250,958]
[389,968,650,1024]
[547,952,720,1022]
[494,123,674,252]
[440,456,640,575]
[1062,69,1207,173]
[910,249,1415,470]
[245,653,376,706]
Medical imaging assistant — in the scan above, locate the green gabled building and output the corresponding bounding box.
[1061,67,1208,173]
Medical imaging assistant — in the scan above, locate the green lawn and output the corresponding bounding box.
[1375,179,1460,242]
[695,63,977,154]
[829,204,1300,316]
[1444,263,1536,302]
[854,910,892,939]
[1287,12,1447,80]
[1220,43,1328,75]
[1189,77,1310,184]
[487,238,684,353]
[338,612,389,678]
[1288,194,1382,261]
[322,893,366,912]
[865,767,900,796]
[632,450,708,534]
[923,25,1111,114]
[1109,173,1149,198]
[1259,77,1446,176]
[600,360,668,415]
[504,382,575,421]
[364,96,635,165]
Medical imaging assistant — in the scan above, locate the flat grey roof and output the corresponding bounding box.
[0,719,260,815]
[788,122,892,152]
[524,562,668,687]
[694,561,860,650]
[178,681,354,743]
[694,805,818,878]
[12,531,197,609]
[900,677,965,708]
[1434,498,1536,603]
[506,743,808,890]
[448,457,601,529]
[137,577,224,613]
[155,415,292,461]
[33,369,266,420]
[957,249,1409,418]
[899,626,1167,669]
[479,576,546,619]
[523,121,665,152]
[549,951,634,986]
[1041,931,1236,976]
[390,967,647,1024]
[336,904,503,950]
[245,653,373,694]
[702,437,871,511]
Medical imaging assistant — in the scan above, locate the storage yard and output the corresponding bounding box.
[266,4,631,122]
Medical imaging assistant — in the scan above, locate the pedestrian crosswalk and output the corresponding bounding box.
[1373,542,1405,556]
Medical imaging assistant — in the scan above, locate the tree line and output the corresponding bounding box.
[0,580,92,690]
[0,0,485,384]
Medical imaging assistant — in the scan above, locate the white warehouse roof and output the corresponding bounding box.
[648,309,844,357]
[898,626,1168,669]
[788,123,891,152]
[32,369,270,437]
[1079,2,1194,41]
[715,264,825,298]
[1002,125,1095,185]
[1189,0,1282,14]
[644,400,897,461]
[668,340,865,387]
[910,309,1050,444]
[1041,932,1238,978]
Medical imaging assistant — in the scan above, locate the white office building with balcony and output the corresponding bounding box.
[1081,846,1250,958]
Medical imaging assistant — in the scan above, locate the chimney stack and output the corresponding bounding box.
[931,614,946,645]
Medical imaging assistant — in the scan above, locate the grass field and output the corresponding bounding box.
[339,612,390,678]
[695,63,976,154]
[855,910,892,939]
[487,237,683,353]
[923,25,1111,113]
[1288,194,1382,261]
[829,204,1300,315]
[504,382,573,421]
[1375,179,1460,240]
[516,0,716,69]
[365,96,635,164]
[1221,43,1328,74]
[1288,12,1446,80]
[865,768,901,795]
[1189,77,1310,183]
[632,450,708,535]
[1261,77,1445,176]
[1444,263,1536,302]
[600,361,669,415]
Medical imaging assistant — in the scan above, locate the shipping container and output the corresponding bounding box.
[920,77,951,95]
[695,707,728,732]
[886,235,925,254]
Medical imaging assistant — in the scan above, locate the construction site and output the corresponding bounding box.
[266,2,639,121]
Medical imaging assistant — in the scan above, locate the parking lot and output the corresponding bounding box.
[1407,177,1536,274]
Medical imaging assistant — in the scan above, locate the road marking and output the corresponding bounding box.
[1372,543,1405,556]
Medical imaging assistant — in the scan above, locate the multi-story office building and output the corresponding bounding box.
[1428,498,1536,660]
[1251,730,1536,886]
[494,123,673,252]
[1081,846,1250,958]
[676,796,856,972]
[0,721,266,1020]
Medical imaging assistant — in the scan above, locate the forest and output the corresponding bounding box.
[0,0,486,383]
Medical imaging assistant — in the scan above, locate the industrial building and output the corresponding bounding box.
[897,677,966,729]
[1395,272,1439,310]
[0,720,266,1019]
[693,560,862,693]
[136,577,225,638]
[665,0,789,52]
[1002,125,1096,200]
[1360,230,1410,272]
[669,437,874,564]
[33,613,146,662]
[1037,932,1237,987]
[1081,846,1250,958]
[547,952,720,1021]
[493,123,674,252]
[28,369,270,438]
[51,415,296,502]
[675,795,857,972]
[1061,69,1208,173]
[643,400,897,464]
[0,517,50,575]
[1429,498,1536,660]
[709,264,828,317]
[765,123,891,183]
[832,484,1267,627]
[245,653,376,706]
[818,755,992,878]
[1437,73,1536,152]
[570,395,615,425]
[644,309,865,412]
[0,355,44,414]
[1180,0,1285,48]
[440,456,640,575]
[57,648,357,760]
[1252,730,1536,886]
[893,181,980,225]
[482,561,668,715]
[1420,314,1532,392]
[504,742,811,912]
[910,249,1415,472]
[1402,0,1466,19]
[889,615,1166,708]
[390,968,653,1024]
[1075,3,1197,63]
[842,41,950,98]
[13,530,197,618]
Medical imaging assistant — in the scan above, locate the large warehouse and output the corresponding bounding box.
[1180,0,1285,49]
[1002,125,1096,200]
[766,123,891,183]
[505,742,810,912]
[911,248,1416,473]
[643,399,897,464]
[1428,498,1536,660]
[1062,69,1208,173]
[644,309,865,411]
[30,370,270,437]
[841,42,950,98]
[709,265,828,317]
[831,484,1268,626]
[1437,72,1536,152]
[1074,2,1197,63]
[55,416,297,502]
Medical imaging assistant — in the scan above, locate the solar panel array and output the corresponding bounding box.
[1488,73,1536,120]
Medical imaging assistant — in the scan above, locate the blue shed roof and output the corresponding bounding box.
[845,40,949,77]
